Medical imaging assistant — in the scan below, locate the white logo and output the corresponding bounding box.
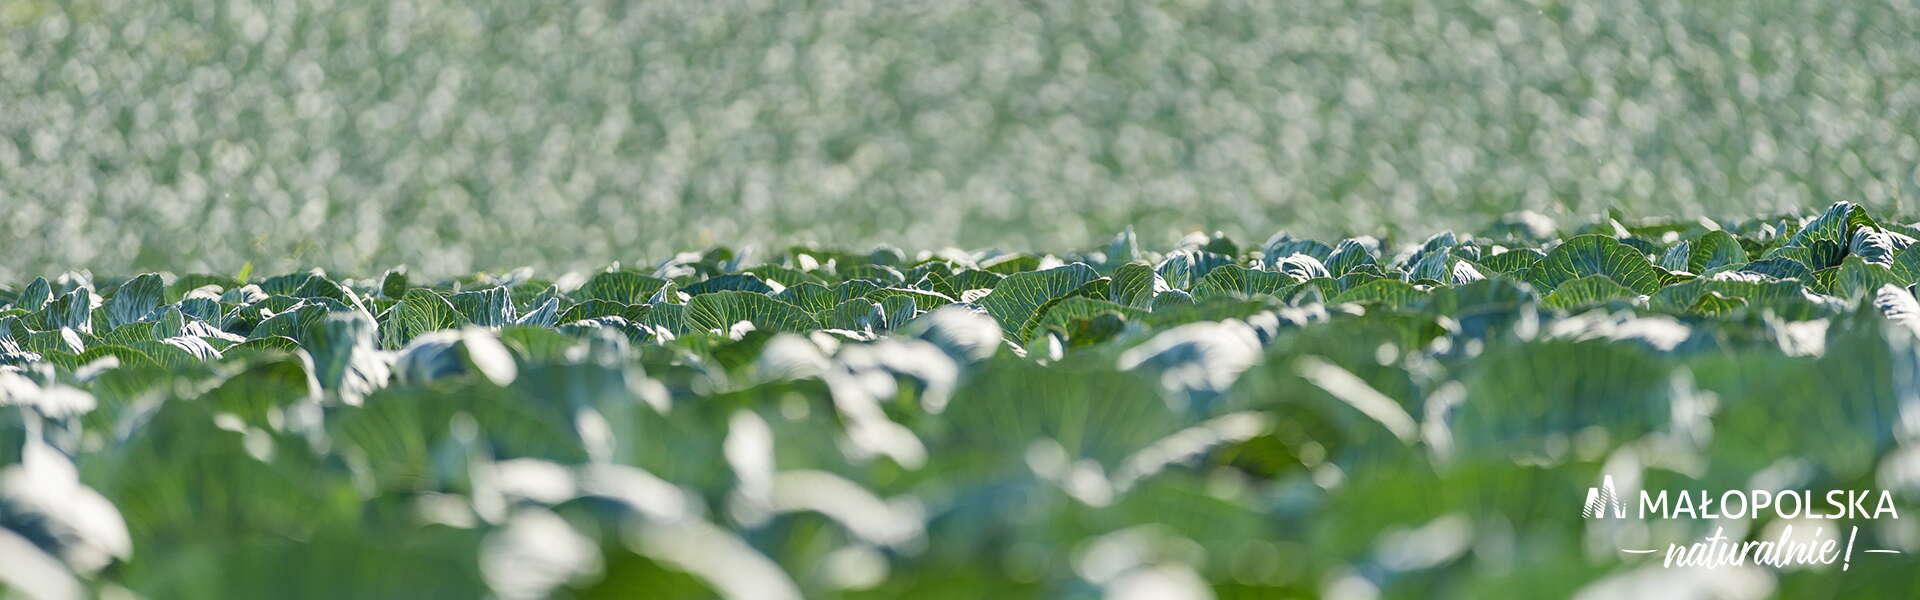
[1583,475,1625,519]
[1581,476,1906,569]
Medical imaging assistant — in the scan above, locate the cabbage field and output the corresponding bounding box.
[2,201,1920,597]
[9,0,1920,597]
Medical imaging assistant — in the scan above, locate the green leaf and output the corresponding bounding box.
[877,295,918,330]
[1684,291,1747,317]
[1540,275,1639,310]
[515,296,561,327]
[1835,256,1901,302]
[821,299,884,331]
[12,326,83,355]
[837,263,907,283]
[774,281,878,313]
[1688,230,1750,273]
[222,295,296,334]
[75,343,158,368]
[1150,289,1195,312]
[865,287,953,311]
[1291,277,1341,305]
[450,287,516,326]
[741,265,825,287]
[1892,245,1920,285]
[1739,257,1815,281]
[292,274,352,304]
[1332,268,1384,293]
[1015,279,1110,341]
[578,271,669,304]
[43,288,94,335]
[1874,284,1920,319]
[258,271,313,296]
[1401,231,1457,273]
[15,277,51,311]
[1779,200,1875,270]
[1274,254,1331,281]
[380,289,466,349]
[1851,226,1899,266]
[1450,339,1675,459]
[1262,234,1334,266]
[1425,277,1538,316]
[495,326,580,363]
[167,273,240,300]
[1155,250,1234,289]
[379,268,408,299]
[1649,277,1834,320]
[201,353,320,427]
[1531,234,1667,294]
[106,273,165,330]
[947,269,1006,294]
[939,356,1179,470]
[142,337,220,366]
[1104,227,1141,265]
[179,297,223,325]
[226,335,302,354]
[1406,248,1455,282]
[307,311,389,402]
[977,263,1101,334]
[93,320,156,346]
[1028,296,1145,345]
[1108,262,1166,309]
[681,273,775,296]
[331,379,586,491]
[1477,249,1544,274]
[1658,241,1691,271]
[151,306,187,339]
[1444,258,1487,284]
[637,303,687,335]
[684,291,821,334]
[980,254,1041,274]
[1191,265,1296,301]
[557,299,646,324]
[1324,239,1378,276]
[250,302,338,345]
[1330,279,1426,309]
[1694,326,1901,474]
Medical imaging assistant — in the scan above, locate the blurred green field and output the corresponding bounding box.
[5,0,1920,280]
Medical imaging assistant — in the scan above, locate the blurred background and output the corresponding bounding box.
[3,0,1919,279]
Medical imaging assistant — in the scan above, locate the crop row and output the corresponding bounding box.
[2,202,1919,597]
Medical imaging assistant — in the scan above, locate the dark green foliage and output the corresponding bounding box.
[4,206,1920,597]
